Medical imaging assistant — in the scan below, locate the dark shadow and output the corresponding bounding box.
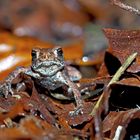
[104,52,121,75]
[109,85,140,111]
[124,119,140,140]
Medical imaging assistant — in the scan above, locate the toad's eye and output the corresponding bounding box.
[54,47,63,57]
[57,48,63,56]
[32,49,39,61]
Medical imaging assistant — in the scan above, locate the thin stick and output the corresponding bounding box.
[90,52,138,116]
[107,52,138,86]
[111,0,140,16]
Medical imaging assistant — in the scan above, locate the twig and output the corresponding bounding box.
[107,52,138,87]
[111,0,140,16]
[90,52,137,116]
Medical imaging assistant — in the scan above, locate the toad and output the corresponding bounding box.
[0,47,83,116]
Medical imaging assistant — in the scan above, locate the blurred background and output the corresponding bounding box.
[0,0,139,79]
[0,0,140,43]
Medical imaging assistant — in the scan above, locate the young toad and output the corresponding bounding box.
[0,47,83,116]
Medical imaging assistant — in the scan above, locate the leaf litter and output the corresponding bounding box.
[0,1,140,140]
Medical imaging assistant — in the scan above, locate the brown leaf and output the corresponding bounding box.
[113,77,140,88]
[0,116,74,140]
[98,28,140,76]
[103,109,140,139]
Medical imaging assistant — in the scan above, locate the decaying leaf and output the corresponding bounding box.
[99,28,140,76]
[103,109,140,139]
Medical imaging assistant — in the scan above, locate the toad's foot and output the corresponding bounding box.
[69,105,83,117]
[0,67,28,98]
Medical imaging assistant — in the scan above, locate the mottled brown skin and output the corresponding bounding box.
[0,47,83,116]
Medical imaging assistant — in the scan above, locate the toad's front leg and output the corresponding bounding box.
[56,72,83,116]
[0,67,28,98]
[66,78,83,116]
